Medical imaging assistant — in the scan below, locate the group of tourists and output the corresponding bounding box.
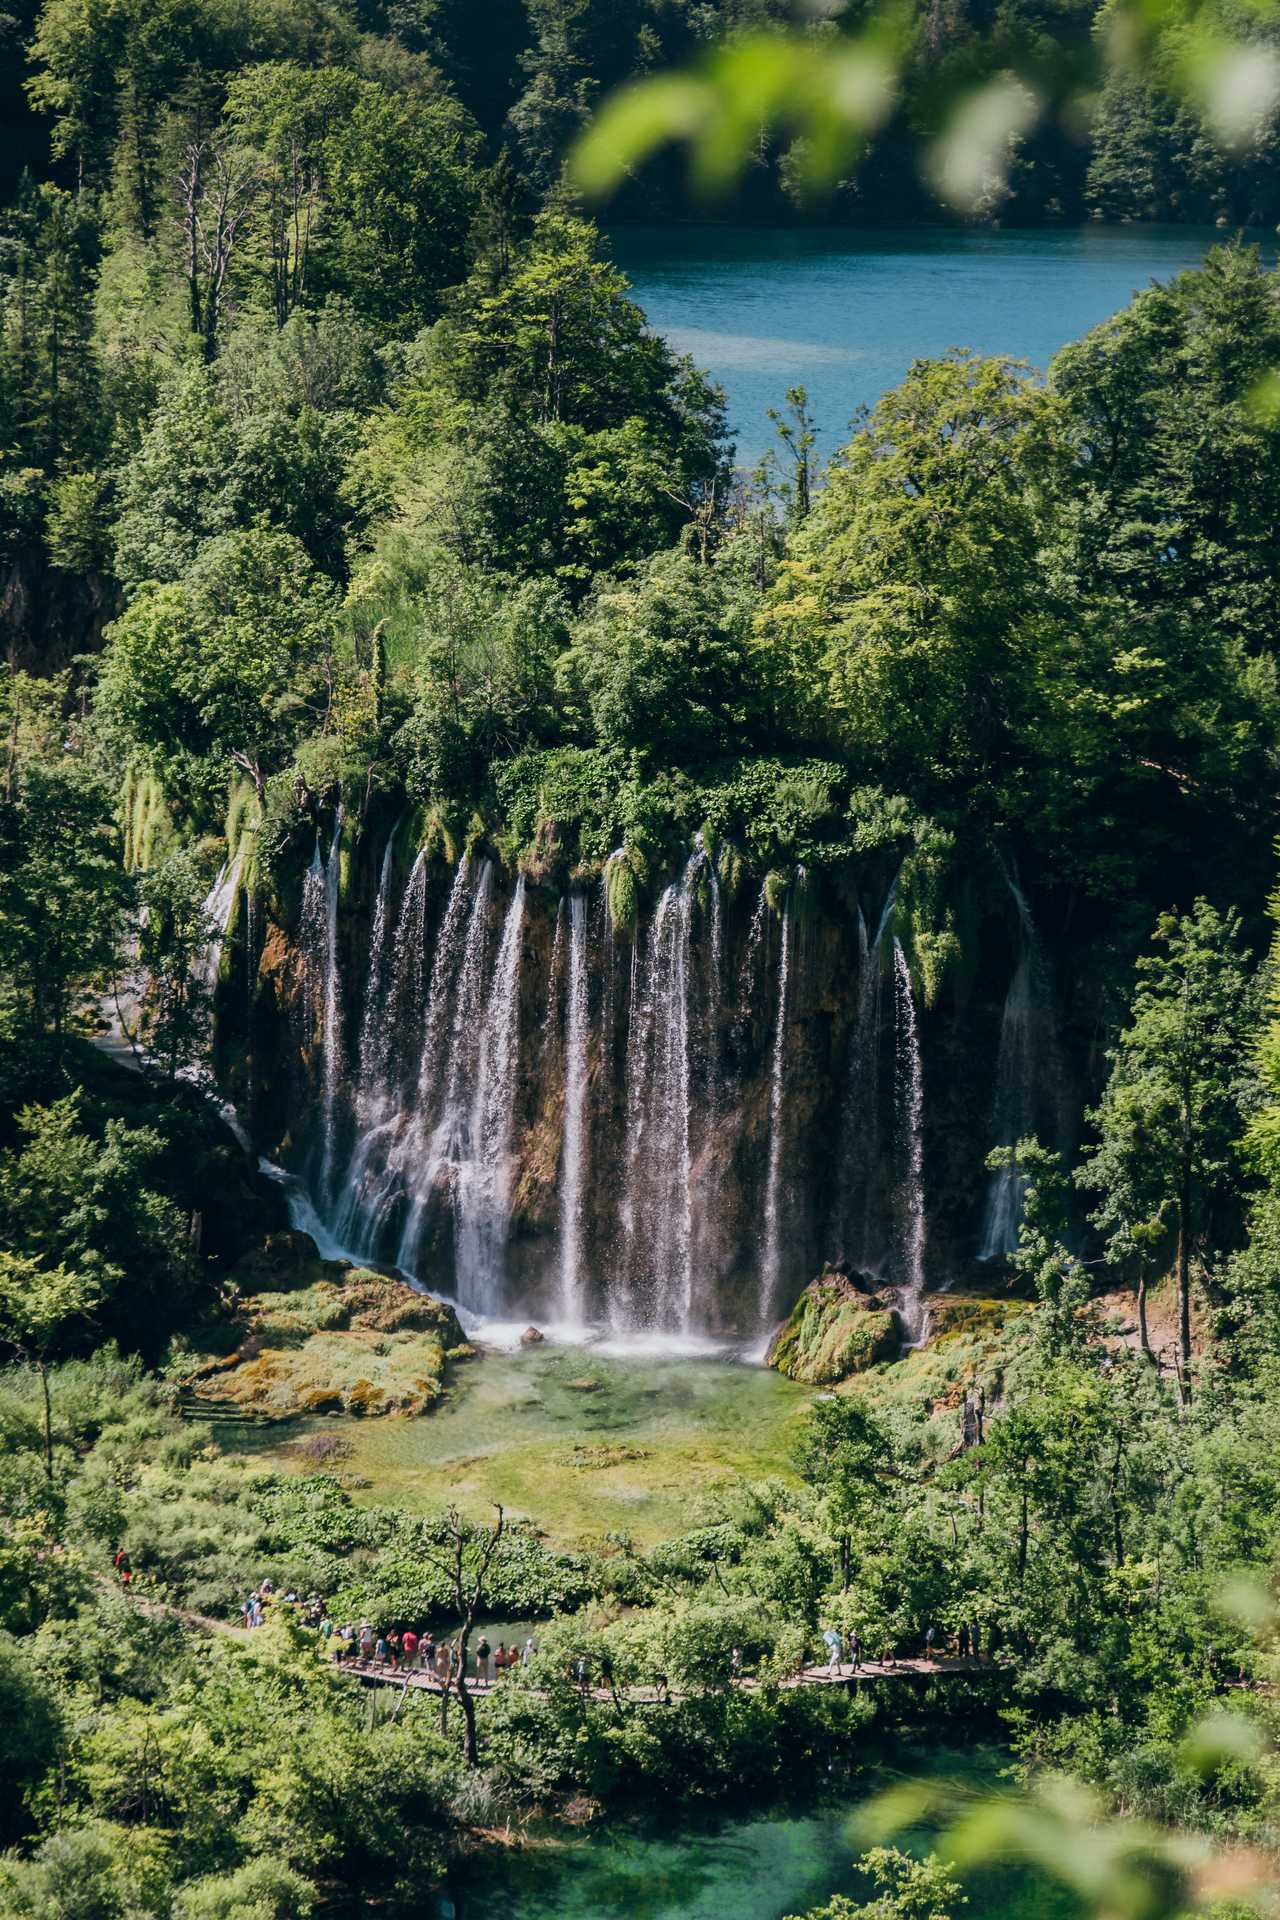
[335,1623,539,1685]
[923,1622,983,1661]
[234,1578,540,1685]
[233,1577,984,1688]
[816,1622,984,1673]
[239,1580,324,1631]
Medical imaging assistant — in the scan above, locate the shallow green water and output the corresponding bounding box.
[229,1343,813,1545]
[612,223,1268,464]
[445,1754,1083,1920]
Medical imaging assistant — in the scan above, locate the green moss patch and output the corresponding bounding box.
[182,1235,469,1419]
[767,1271,901,1385]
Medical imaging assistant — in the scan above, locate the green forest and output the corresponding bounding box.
[6,0,1280,1917]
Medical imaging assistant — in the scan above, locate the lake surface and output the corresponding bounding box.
[229,1342,813,1546]
[612,224,1258,465]
[447,1753,1084,1920]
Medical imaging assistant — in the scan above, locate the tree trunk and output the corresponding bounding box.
[1136,1265,1152,1362]
[456,1675,478,1767]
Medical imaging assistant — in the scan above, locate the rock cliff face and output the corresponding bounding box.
[209,810,1091,1338]
[765,1269,900,1383]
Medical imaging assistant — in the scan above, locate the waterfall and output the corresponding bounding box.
[353,820,400,1107]
[979,878,1046,1259]
[758,893,792,1330]
[395,858,492,1275]
[297,810,344,1206]
[328,854,535,1315]
[330,853,466,1259]
[195,852,245,995]
[702,849,724,1125]
[558,893,590,1324]
[735,886,768,1043]
[454,876,526,1314]
[617,855,700,1331]
[330,845,421,1253]
[385,850,430,1071]
[319,809,344,1205]
[297,825,941,1341]
[835,871,901,1269]
[893,938,927,1342]
[412,854,473,1118]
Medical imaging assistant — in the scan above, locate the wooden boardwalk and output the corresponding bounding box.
[337,1654,990,1704]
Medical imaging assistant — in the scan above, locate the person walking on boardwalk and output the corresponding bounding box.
[476,1634,492,1685]
[521,1637,537,1669]
[847,1628,862,1671]
[419,1631,434,1670]
[822,1627,843,1675]
[924,1623,938,1661]
[435,1639,449,1683]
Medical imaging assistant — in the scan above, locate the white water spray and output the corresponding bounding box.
[558,893,590,1323]
[759,891,792,1330]
[893,938,927,1342]
[455,876,526,1313]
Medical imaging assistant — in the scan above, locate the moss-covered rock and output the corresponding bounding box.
[181,1237,469,1418]
[766,1270,900,1384]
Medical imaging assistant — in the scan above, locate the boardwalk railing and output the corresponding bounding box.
[336,1653,991,1705]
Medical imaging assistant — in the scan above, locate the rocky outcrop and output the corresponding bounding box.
[766,1268,900,1384]
[183,1233,470,1418]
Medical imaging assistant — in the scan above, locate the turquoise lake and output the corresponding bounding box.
[612,224,1263,464]
[447,1753,1083,1920]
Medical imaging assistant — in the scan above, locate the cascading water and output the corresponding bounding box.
[979,878,1047,1260]
[454,876,526,1314]
[735,887,768,1042]
[330,823,406,1248]
[617,855,702,1332]
[353,820,400,1106]
[396,859,494,1276]
[892,938,927,1343]
[298,810,344,1207]
[386,850,431,1053]
[292,832,942,1344]
[759,890,792,1330]
[702,849,724,1126]
[558,893,590,1324]
[196,852,245,996]
[330,853,467,1257]
[834,870,900,1269]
